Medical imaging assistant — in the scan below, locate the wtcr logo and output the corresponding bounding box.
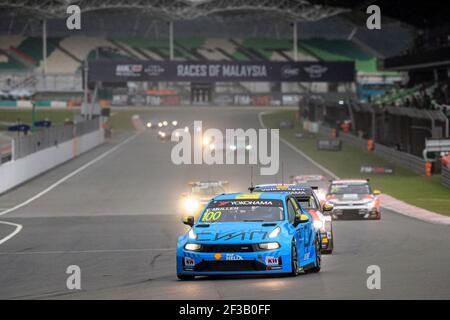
[170,121,279,175]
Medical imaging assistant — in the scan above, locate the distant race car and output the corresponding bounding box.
[180,181,228,220]
[326,179,381,220]
[291,174,329,204]
[157,128,171,141]
[253,184,334,254]
[176,192,322,280]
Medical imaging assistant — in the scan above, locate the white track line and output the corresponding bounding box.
[258,111,450,225]
[0,247,175,255]
[0,133,139,217]
[0,132,139,246]
[0,221,23,246]
[258,111,339,179]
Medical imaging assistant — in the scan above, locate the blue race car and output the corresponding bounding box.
[176,192,322,280]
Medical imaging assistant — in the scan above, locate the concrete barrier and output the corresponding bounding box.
[0,128,104,194]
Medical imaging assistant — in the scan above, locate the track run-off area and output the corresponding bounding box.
[0,107,449,299]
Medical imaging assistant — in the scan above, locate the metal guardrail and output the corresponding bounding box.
[442,167,450,188]
[12,119,100,160]
[318,123,427,175]
[374,143,426,175]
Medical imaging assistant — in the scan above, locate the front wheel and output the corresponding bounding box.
[290,239,300,276]
[177,274,195,281]
[309,235,322,273]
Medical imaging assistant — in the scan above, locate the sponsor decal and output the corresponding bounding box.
[265,256,279,265]
[184,257,195,267]
[115,64,143,77]
[144,64,165,76]
[304,253,310,260]
[234,193,262,200]
[230,200,273,206]
[281,65,300,78]
[214,253,222,260]
[303,65,328,79]
[225,254,244,261]
[196,230,269,241]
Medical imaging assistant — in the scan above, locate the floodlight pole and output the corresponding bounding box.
[42,19,47,75]
[169,21,174,60]
[293,22,298,61]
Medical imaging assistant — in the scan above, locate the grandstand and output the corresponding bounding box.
[0,0,417,105]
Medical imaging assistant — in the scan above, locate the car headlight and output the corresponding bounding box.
[158,122,163,127]
[184,243,201,251]
[245,145,252,150]
[146,122,152,128]
[188,229,197,240]
[313,220,324,230]
[229,145,237,151]
[183,198,199,211]
[258,242,280,250]
[172,120,178,126]
[162,121,168,126]
[268,227,281,238]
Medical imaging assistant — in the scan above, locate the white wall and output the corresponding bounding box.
[0,129,104,194]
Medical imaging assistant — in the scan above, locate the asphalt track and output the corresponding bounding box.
[0,107,449,299]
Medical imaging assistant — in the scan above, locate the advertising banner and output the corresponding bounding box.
[89,61,355,83]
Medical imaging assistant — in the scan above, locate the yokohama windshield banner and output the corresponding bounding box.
[88,60,355,82]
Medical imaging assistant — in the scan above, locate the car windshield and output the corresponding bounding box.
[295,196,317,210]
[329,184,371,194]
[200,199,284,222]
[192,186,225,197]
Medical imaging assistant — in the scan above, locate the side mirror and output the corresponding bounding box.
[322,203,334,212]
[182,215,194,227]
[294,213,309,226]
[373,190,381,196]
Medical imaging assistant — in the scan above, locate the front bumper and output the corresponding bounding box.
[176,247,292,275]
[331,204,380,220]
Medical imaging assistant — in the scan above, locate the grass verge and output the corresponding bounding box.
[263,110,450,216]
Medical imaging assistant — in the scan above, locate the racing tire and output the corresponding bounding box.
[177,274,195,281]
[309,235,322,273]
[290,239,300,276]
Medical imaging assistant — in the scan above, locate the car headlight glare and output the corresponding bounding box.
[268,227,281,238]
[258,242,280,250]
[146,122,152,128]
[162,121,168,126]
[184,198,199,211]
[230,145,237,150]
[185,243,201,251]
[245,145,252,150]
[313,220,324,230]
[172,120,178,126]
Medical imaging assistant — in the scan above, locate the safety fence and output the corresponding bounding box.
[12,118,100,160]
[373,143,426,175]
[443,167,450,188]
[317,123,427,175]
